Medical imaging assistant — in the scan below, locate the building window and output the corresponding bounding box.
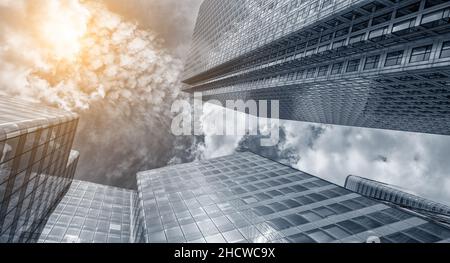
[349,33,365,44]
[321,33,332,42]
[306,68,317,78]
[372,12,392,26]
[425,0,449,8]
[318,45,329,53]
[306,49,315,56]
[352,21,369,33]
[331,62,344,75]
[385,51,404,67]
[410,45,433,62]
[364,55,381,70]
[346,59,360,73]
[369,26,389,39]
[440,41,450,58]
[318,65,329,77]
[396,2,421,18]
[392,18,416,32]
[335,27,349,38]
[332,40,345,49]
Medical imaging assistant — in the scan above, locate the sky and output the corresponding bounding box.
[0,0,449,205]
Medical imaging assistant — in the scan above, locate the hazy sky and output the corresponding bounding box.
[103,0,203,58]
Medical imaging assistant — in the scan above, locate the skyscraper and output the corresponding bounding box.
[136,152,450,243]
[37,180,145,243]
[0,96,79,243]
[183,0,450,135]
[345,175,450,226]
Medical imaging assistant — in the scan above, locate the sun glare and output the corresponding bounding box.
[39,0,90,61]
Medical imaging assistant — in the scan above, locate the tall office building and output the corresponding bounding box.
[0,96,79,243]
[183,0,450,135]
[0,97,147,243]
[345,175,450,226]
[136,152,450,243]
[38,180,145,243]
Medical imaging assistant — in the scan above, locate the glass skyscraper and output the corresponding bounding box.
[345,175,450,226]
[0,97,146,244]
[183,0,450,135]
[38,180,145,243]
[136,152,450,243]
[0,96,79,243]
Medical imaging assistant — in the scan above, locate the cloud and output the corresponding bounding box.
[0,0,202,188]
[199,103,245,158]
[102,0,203,58]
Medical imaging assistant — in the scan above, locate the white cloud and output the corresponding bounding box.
[200,103,246,158]
[284,122,450,206]
[102,0,203,58]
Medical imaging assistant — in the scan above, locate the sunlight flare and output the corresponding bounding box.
[38,0,90,61]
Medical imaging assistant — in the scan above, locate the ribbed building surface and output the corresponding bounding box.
[345,175,450,226]
[38,180,145,243]
[183,0,450,135]
[0,97,79,242]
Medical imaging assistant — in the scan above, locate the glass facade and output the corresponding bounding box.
[136,152,450,243]
[38,180,145,243]
[0,96,79,243]
[441,41,450,58]
[183,0,374,80]
[183,0,450,136]
[385,51,404,67]
[345,175,450,226]
[410,45,433,63]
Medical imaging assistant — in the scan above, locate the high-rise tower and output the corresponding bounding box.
[183,0,450,135]
[0,97,79,242]
[345,175,450,226]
